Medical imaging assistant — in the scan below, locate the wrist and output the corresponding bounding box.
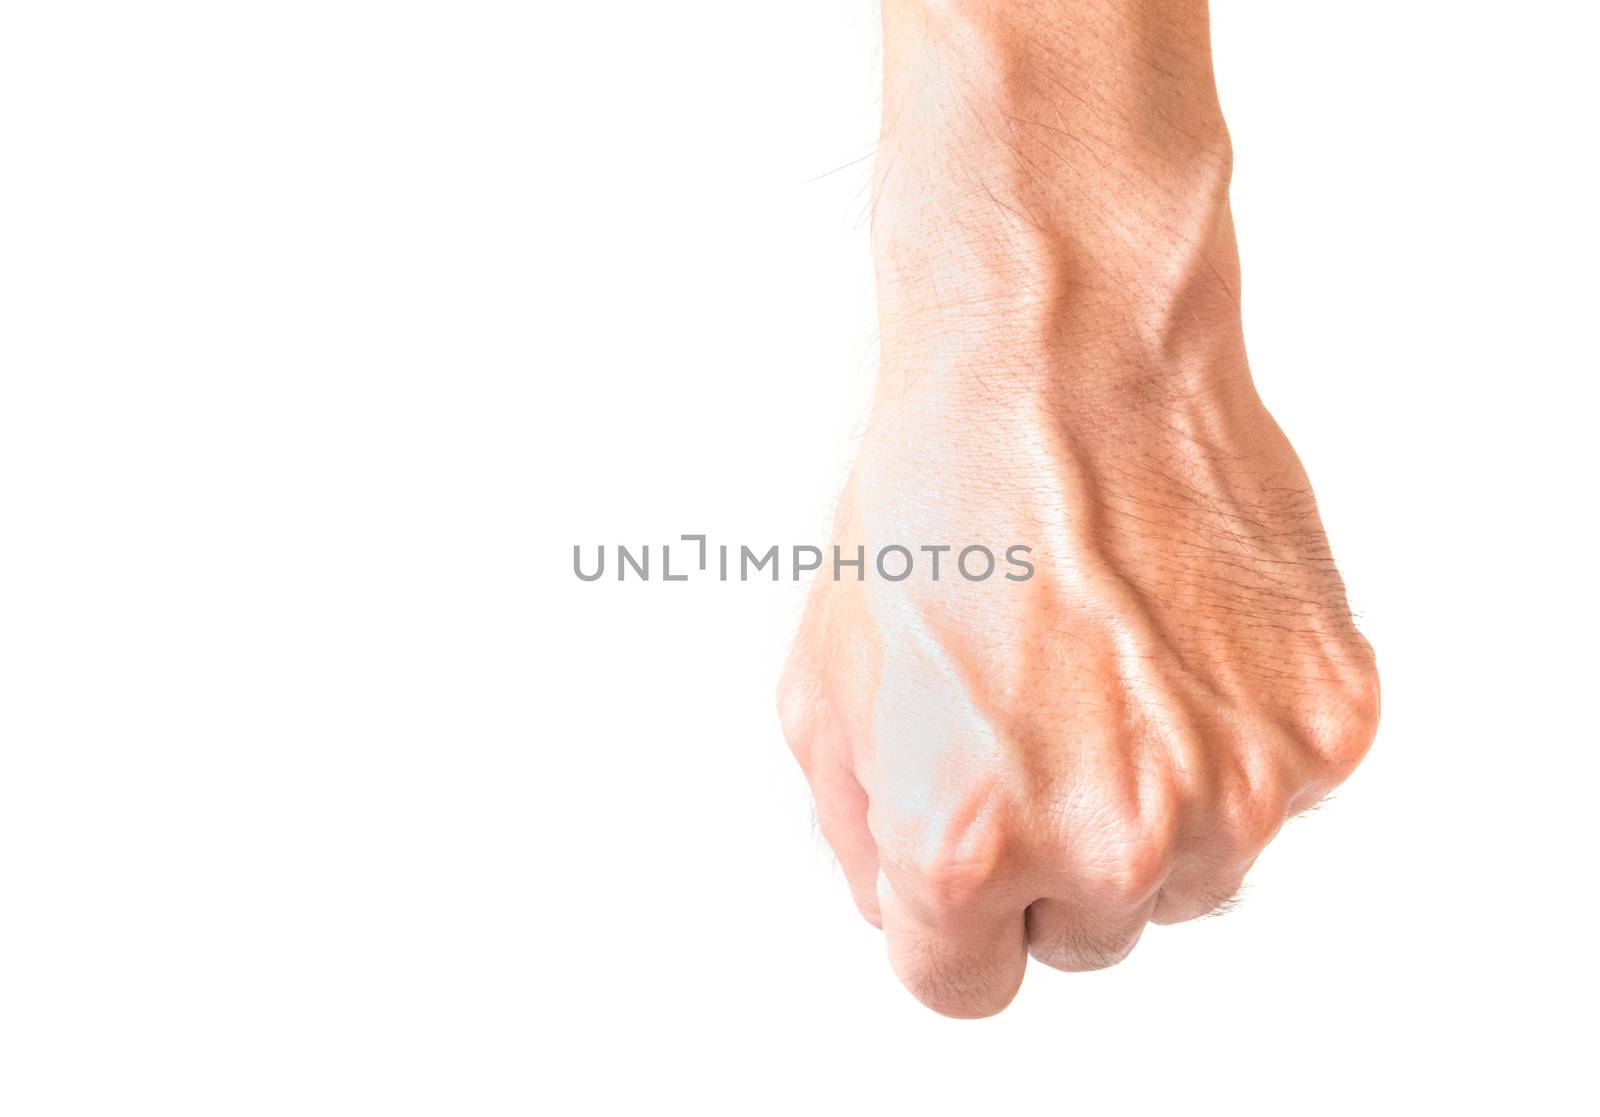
[872,0,1246,403]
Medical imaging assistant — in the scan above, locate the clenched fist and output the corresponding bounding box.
[777,0,1379,1017]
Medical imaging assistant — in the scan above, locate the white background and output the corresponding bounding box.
[2,1,1596,1112]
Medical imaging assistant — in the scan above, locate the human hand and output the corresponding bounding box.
[777,0,1379,1018]
[779,349,1378,1015]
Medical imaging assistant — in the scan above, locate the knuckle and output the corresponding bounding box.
[1076,793,1175,903]
[913,829,1009,913]
[1222,790,1284,852]
[1304,656,1381,777]
[1096,835,1170,902]
[878,786,1012,915]
[775,654,821,767]
[848,882,883,929]
[1217,756,1290,852]
[916,851,1000,912]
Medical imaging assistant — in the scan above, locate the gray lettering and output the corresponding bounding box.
[573,545,605,582]
[958,545,995,581]
[618,544,649,581]
[682,534,707,570]
[833,545,865,581]
[793,545,823,580]
[741,545,779,581]
[1005,545,1035,582]
[662,545,688,581]
[876,545,913,582]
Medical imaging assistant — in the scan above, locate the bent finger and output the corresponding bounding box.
[810,750,882,926]
[877,871,1026,1019]
[779,651,881,925]
[1025,895,1154,971]
[1151,854,1253,924]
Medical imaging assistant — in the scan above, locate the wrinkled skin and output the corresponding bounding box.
[778,0,1379,1018]
[779,358,1379,1016]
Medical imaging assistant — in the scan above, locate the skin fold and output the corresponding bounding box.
[778,0,1380,1017]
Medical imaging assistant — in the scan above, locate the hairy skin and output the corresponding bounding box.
[779,0,1379,1017]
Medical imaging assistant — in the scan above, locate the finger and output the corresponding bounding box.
[1153,745,1292,924]
[1025,895,1154,971]
[810,747,881,927]
[877,871,1027,1019]
[1151,854,1253,924]
[778,653,880,925]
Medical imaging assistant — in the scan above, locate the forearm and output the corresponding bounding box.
[874,0,1243,391]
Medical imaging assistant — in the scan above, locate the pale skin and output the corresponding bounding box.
[778,0,1380,1017]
